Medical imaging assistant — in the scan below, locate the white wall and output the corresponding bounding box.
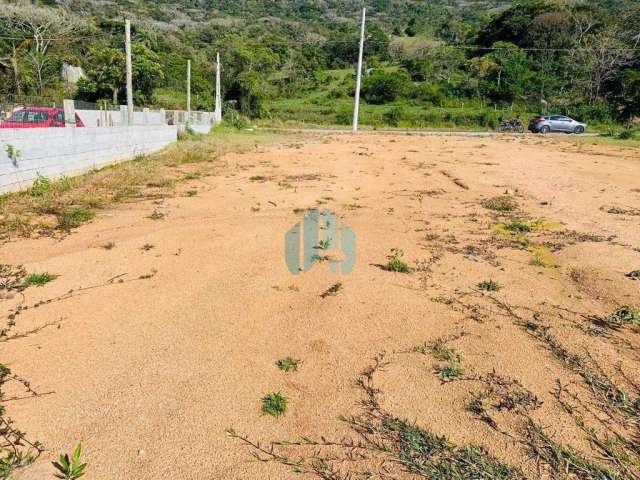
[0,125,177,193]
[76,109,212,129]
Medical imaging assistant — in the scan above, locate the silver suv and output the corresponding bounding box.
[529,115,586,134]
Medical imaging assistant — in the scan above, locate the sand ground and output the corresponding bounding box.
[2,132,639,479]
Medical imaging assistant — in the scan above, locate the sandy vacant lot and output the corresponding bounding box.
[2,132,639,479]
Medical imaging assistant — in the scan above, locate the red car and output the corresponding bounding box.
[0,107,85,128]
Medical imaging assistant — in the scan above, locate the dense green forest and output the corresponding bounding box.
[0,0,639,128]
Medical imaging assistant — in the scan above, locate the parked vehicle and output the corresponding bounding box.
[0,107,85,128]
[498,116,524,133]
[528,115,586,134]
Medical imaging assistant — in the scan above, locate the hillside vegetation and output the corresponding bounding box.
[0,0,639,129]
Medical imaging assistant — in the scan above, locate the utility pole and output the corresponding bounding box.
[125,19,134,126]
[214,52,222,125]
[352,7,366,134]
[187,59,191,124]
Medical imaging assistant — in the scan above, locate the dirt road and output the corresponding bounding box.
[2,133,639,479]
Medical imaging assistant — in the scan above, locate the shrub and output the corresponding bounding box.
[29,175,52,197]
[335,109,352,126]
[482,196,518,212]
[618,128,635,140]
[413,83,446,105]
[224,107,248,129]
[362,70,412,104]
[383,107,406,127]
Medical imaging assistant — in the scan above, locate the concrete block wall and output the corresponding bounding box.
[76,108,212,130]
[0,125,178,193]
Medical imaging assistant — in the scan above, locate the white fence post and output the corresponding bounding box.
[63,100,76,127]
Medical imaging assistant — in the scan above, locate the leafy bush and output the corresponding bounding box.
[383,107,406,127]
[618,128,635,140]
[29,175,52,197]
[335,108,352,126]
[223,107,248,129]
[413,83,446,105]
[362,70,412,104]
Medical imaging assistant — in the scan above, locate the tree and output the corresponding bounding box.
[220,36,279,116]
[75,46,125,104]
[0,4,80,94]
[131,44,164,105]
[580,28,634,104]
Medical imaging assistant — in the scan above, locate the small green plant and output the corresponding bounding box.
[529,245,557,268]
[53,443,87,480]
[317,238,331,250]
[5,144,21,166]
[383,106,405,127]
[477,279,501,292]
[617,128,635,140]
[427,339,460,363]
[482,196,517,212]
[596,306,640,329]
[57,208,95,230]
[147,210,166,220]
[182,172,201,181]
[140,243,155,251]
[320,282,343,298]
[23,272,57,288]
[224,107,248,129]
[101,242,116,250]
[29,175,52,197]
[384,248,410,273]
[434,363,464,382]
[335,108,351,126]
[276,357,300,372]
[503,219,532,233]
[249,176,267,183]
[261,392,288,417]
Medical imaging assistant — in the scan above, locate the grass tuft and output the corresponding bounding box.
[23,272,57,288]
[261,392,288,417]
[478,279,501,291]
[482,196,518,212]
[276,357,300,372]
[434,363,464,382]
[147,210,166,220]
[56,208,95,231]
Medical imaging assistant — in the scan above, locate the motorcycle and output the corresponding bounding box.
[498,118,524,133]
